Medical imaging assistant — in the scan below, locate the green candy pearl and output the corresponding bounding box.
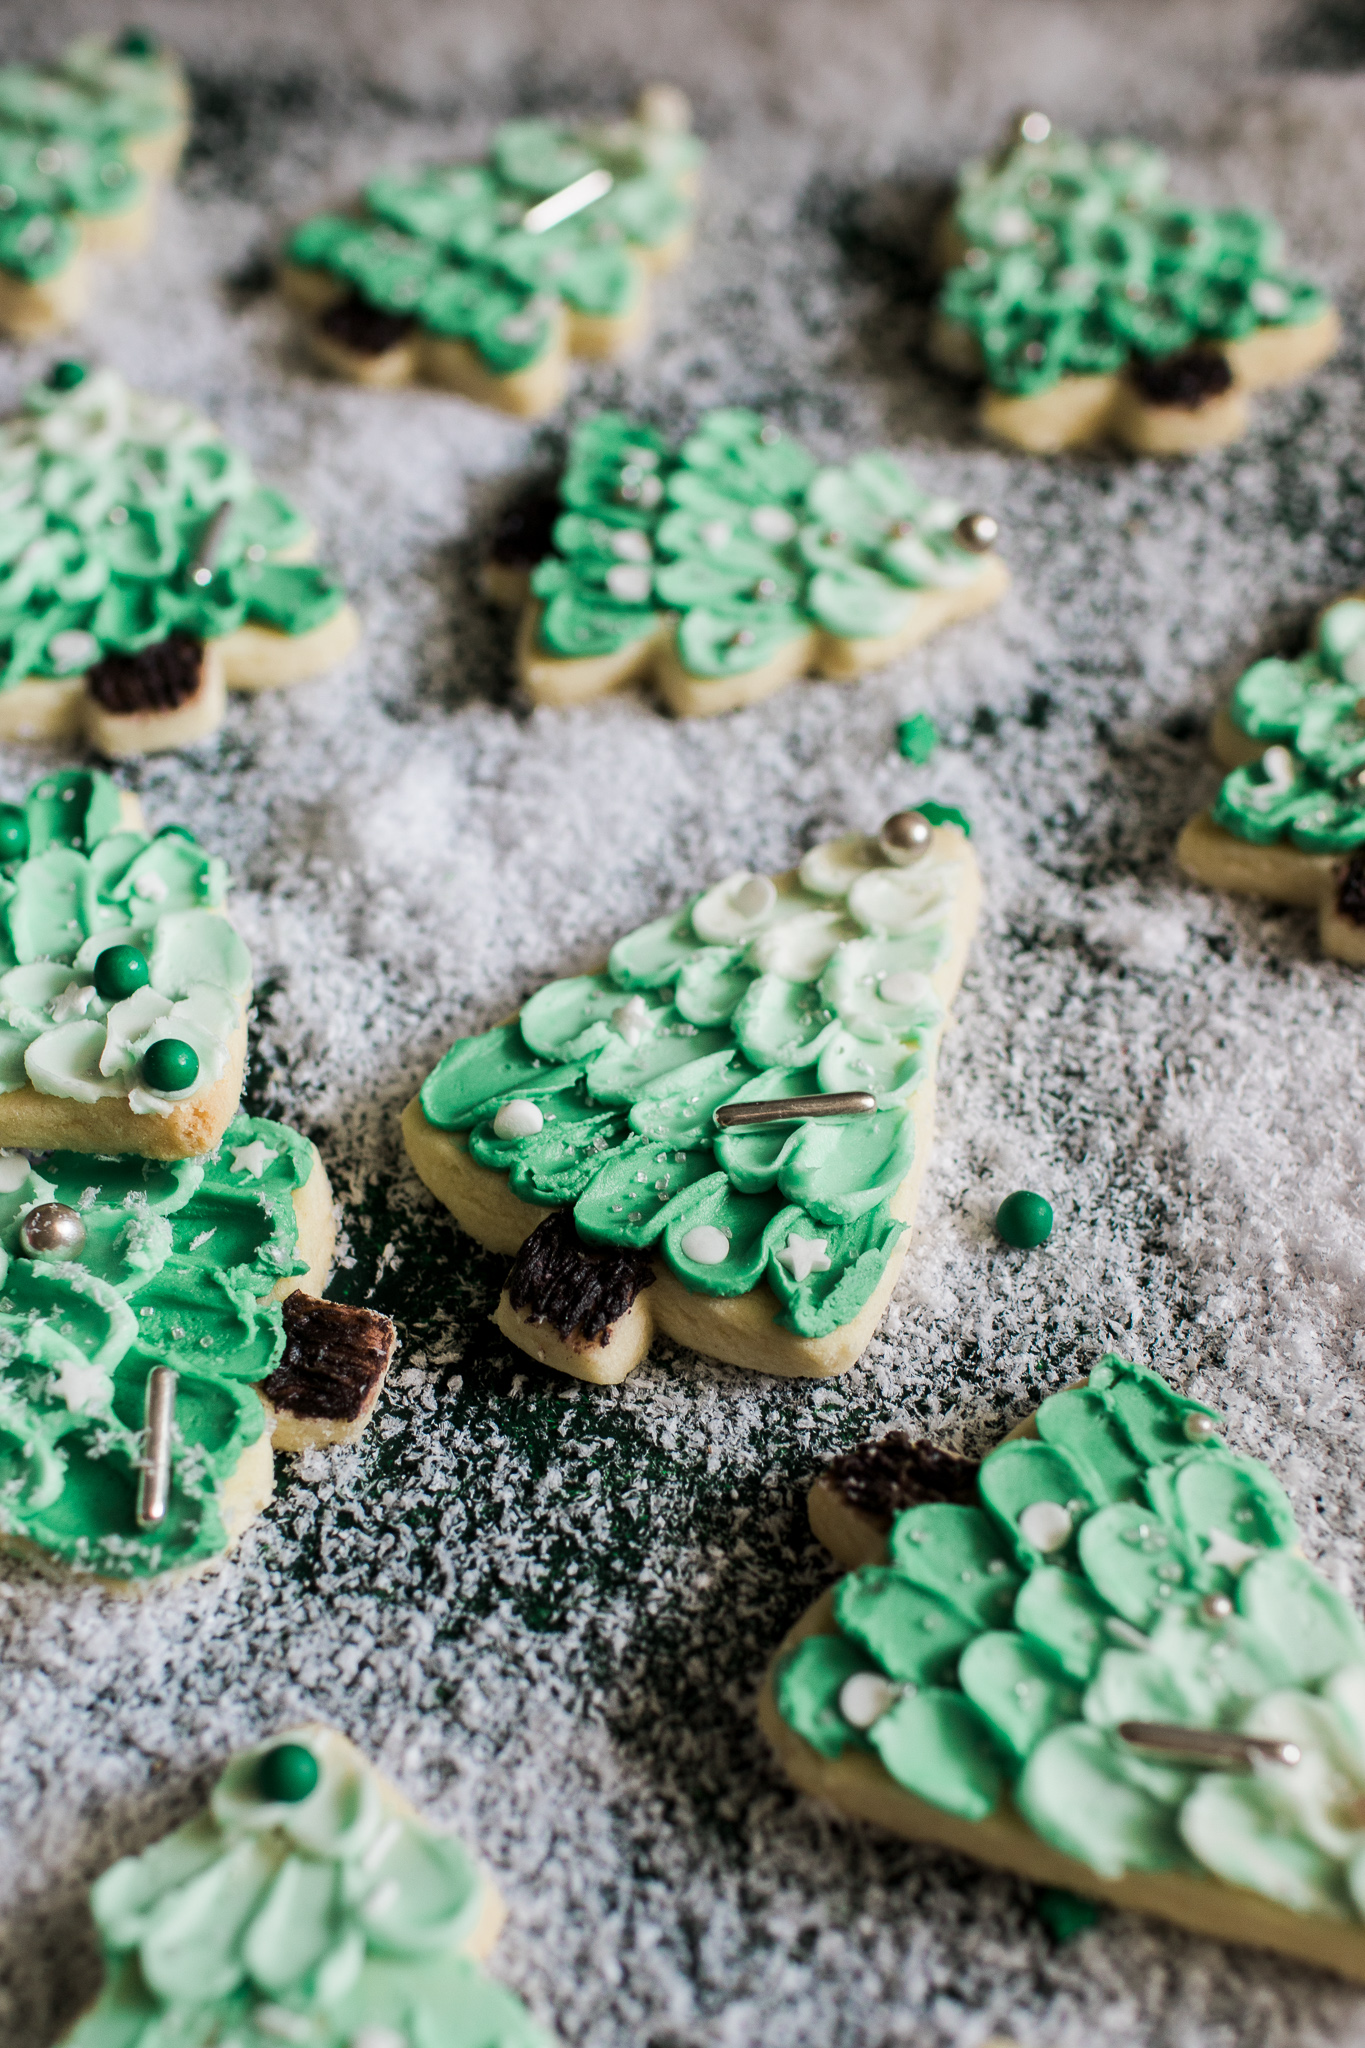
[255,1742,320,1804]
[94,944,150,1002]
[142,1038,199,1092]
[996,1190,1053,1249]
[116,26,158,56]
[0,806,28,862]
[47,361,87,392]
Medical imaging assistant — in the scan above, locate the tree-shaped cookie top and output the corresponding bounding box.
[530,410,998,677]
[0,31,183,285]
[0,364,349,690]
[65,1725,551,2045]
[780,1354,1365,1919]
[420,812,972,1341]
[937,124,1329,398]
[0,1112,314,1581]
[0,768,248,1118]
[1213,601,1365,855]
[288,109,702,381]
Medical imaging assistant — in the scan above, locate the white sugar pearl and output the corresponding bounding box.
[1018,1500,1073,1554]
[605,562,652,603]
[680,1224,729,1265]
[492,1098,544,1140]
[749,506,797,544]
[839,1671,899,1729]
[732,874,776,920]
[992,206,1033,246]
[47,628,99,672]
[1250,279,1290,320]
[1261,745,1296,788]
[0,1151,29,1193]
[879,970,933,1007]
[610,527,653,561]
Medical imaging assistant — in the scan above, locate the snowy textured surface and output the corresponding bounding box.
[6,1,1365,2043]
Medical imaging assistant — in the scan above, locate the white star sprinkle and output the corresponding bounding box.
[777,1234,832,1284]
[1202,1527,1261,1573]
[48,981,97,1023]
[610,995,650,1048]
[230,1139,278,1179]
[50,1358,107,1414]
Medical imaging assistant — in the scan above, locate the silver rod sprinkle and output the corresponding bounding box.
[137,1366,177,1529]
[714,1091,877,1131]
[191,502,234,580]
[521,167,613,234]
[1118,1721,1300,1769]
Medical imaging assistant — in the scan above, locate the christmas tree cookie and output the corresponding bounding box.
[0,767,258,1159]
[1176,597,1365,964]
[0,29,189,339]
[59,1725,551,2045]
[403,806,979,1383]
[0,363,360,756]
[485,410,1008,716]
[930,114,1339,454]
[763,1355,1365,1980]
[0,1114,395,1589]
[281,88,702,418]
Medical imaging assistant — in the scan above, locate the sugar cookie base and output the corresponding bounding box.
[929,304,1340,454]
[0,1012,248,1160]
[0,599,361,757]
[512,555,1010,717]
[403,829,981,1384]
[1176,810,1365,964]
[760,1568,1365,1979]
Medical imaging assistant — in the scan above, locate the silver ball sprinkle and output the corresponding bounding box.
[954,511,999,553]
[19,1202,86,1261]
[1017,110,1052,145]
[879,811,934,865]
[1201,1593,1234,1624]
[1183,1412,1217,1442]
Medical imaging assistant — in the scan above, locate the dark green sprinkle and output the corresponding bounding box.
[897,712,938,764]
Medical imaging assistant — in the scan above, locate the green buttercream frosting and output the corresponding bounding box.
[1213,600,1365,854]
[61,1726,551,2047]
[420,822,971,1338]
[0,367,348,690]
[287,111,703,377]
[937,128,1329,397]
[0,35,183,282]
[778,1353,1365,1919]
[530,409,996,676]
[0,1111,315,1582]
[0,768,253,1117]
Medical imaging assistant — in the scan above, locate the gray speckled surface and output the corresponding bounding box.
[4,3,1365,2044]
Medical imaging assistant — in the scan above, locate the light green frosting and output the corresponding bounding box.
[0,367,348,688]
[1214,599,1365,854]
[287,112,703,377]
[63,1727,551,2046]
[420,823,969,1339]
[0,770,250,1115]
[0,34,182,282]
[938,128,1329,397]
[0,1110,316,1581]
[779,1354,1365,1920]
[530,409,995,678]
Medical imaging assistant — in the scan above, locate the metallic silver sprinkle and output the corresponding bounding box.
[522,168,613,235]
[714,1091,877,1130]
[1118,1721,1300,1769]
[137,1365,178,1529]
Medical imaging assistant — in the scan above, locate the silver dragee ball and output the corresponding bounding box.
[879,811,934,865]
[1201,1593,1234,1624]
[954,510,999,552]
[1183,1412,1217,1442]
[19,1201,86,1261]
[1017,110,1052,144]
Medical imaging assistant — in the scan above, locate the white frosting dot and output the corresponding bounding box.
[0,1151,29,1193]
[878,969,934,1008]
[1250,278,1291,320]
[605,562,652,603]
[992,206,1034,246]
[749,505,797,544]
[610,527,653,562]
[492,1098,544,1140]
[1019,1500,1073,1554]
[733,874,776,919]
[1261,745,1296,788]
[680,1224,729,1265]
[46,628,99,673]
[839,1672,899,1729]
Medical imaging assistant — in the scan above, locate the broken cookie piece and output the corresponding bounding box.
[260,1289,397,1450]
[494,1209,656,1380]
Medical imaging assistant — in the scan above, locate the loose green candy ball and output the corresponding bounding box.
[142,1037,199,1092]
[93,944,149,1002]
[256,1742,319,1804]
[0,806,28,862]
[996,1190,1053,1249]
[117,26,158,56]
[48,360,87,392]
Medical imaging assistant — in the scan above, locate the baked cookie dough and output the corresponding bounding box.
[763,1354,1365,1981]
[485,409,1008,715]
[930,114,1339,454]
[0,362,360,756]
[0,1113,394,1591]
[59,1724,551,2046]
[404,808,980,1383]
[0,30,189,339]
[281,89,702,417]
[1176,595,1365,963]
[0,767,257,1160]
